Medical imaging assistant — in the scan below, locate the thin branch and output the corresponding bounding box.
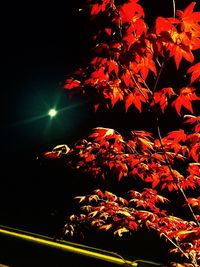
[160,232,190,261]
[161,232,198,266]
[138,74,152,94]
[172,0,176,18]
[156,119,200,227]
[178,186,200,227]
[153,60,165,93]
[128,70,149,104]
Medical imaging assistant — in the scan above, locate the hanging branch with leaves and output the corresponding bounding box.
[43,1,200,266]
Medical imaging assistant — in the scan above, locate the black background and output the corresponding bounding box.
[1,0,199,266]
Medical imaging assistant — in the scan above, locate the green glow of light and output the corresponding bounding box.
[48,108,57,118]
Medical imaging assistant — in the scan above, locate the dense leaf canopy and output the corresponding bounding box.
[43,1,200,266]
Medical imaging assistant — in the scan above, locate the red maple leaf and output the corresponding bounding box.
[121,69,134,87]
[130,52,157,80]
[187,62,200,83]
[189,143,200,162]
[103,79,124,107]
[171,87,200,116]
[169,32,194,69]
[165,129,187,143]
[155,18,195,69]
[187,196,200,209]
[176,2,200,35]
[88,0,111,16]
[184,114,200,124]
[122,21,147,48]
[64,78,81,90]
[155,17,178,35]
[184,115,200,133]
[171,228,200,242]
[89,127,122,143]
[151,87,175,112]
[125,88,149,112]
[119,0,144,24]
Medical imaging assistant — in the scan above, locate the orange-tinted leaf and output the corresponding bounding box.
[107,80,124,107]
[171,42,194,69]
[89,0,111,16]
[125,88,149,112]
[114,227,129,237]
[184,114,200,124]
[189,143,200,162]
[187,62,200,83]
[155,17,176,35]
[171,87,200,116]
[125,93,134,112]
[99,224,112,231]
[74,196,86,203]
[151,87,174,112]
[107,60,119,76]
[89,127,119,141]
[121,70,134,87]
[184,115,200,132]
[120,0,144,23]
[43,151,61,159]
[130,53,157,80]
[165,129,187,143]
[176,2,200,34]
[133,18,147,37]
[187,197,200,209]
[171,228,200,242]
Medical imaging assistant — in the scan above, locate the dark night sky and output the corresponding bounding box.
[1,0,90,232]
[0,1,199,265]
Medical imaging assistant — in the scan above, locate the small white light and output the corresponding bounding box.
[48,108,57,118]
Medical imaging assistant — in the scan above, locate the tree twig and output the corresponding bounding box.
[156,118,200,227]
[172,0,176,18]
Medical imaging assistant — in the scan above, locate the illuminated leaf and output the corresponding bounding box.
[170,38,194,69]
[74,196,86,203]
[189,144,200,162]
[176,2,200,34]
[151,87,174,112]
[99,224,112,231]
[187,62,200,83]
[64,79,80,90]
[165,129,187,143]
[119,0,144,23]
[184,115,200,124]
[171,87,200,116]
[155,17,177,35]
[187,197,200,209]
[125,88,149,112]
[114,227,129,237]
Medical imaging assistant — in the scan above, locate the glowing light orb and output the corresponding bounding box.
[48,108,57,118]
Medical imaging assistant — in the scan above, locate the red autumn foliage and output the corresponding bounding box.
[43,1,200,266]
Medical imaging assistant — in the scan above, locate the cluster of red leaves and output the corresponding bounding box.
[43,120,200,265]
[63,188,200,266]
[64,1,200,115]
[43,1,200,266]
[44,123,200,192]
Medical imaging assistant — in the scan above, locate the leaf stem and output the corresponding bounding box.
[178,186,200,227]
[153,60,165,93]
[160,232,190,261]
[128,70,149,103]
[156,118,200,227]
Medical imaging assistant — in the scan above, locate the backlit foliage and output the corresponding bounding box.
[43,1,200,266]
